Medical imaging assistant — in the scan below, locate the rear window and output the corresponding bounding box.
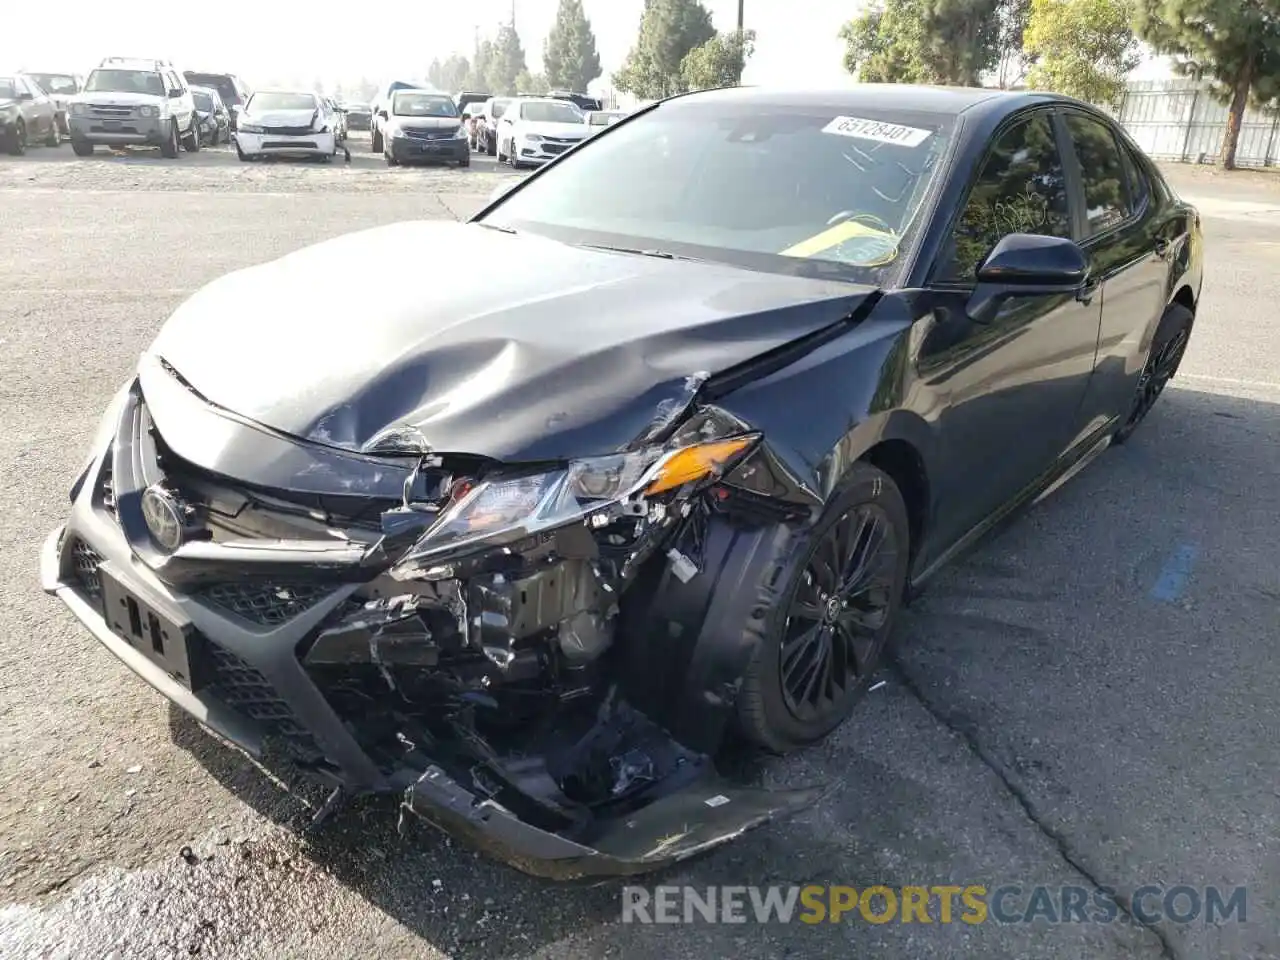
[185,74,240,105]
[490,98,511,118]
[29,73,79,95]
[483,101,955,284]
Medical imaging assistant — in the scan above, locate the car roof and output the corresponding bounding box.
[666,83,1067,120]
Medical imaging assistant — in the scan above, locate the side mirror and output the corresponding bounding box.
[377,108,388,119]
[18,91,34,101]
[168,88,183,98]
[966,233,1088,324]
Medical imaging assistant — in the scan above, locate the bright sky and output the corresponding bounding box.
[11,1,854,92]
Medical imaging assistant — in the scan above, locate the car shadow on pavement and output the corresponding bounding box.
[165,385,1279,960]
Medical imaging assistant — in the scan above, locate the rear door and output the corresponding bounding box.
[1059,109,1173,441]
[920,108,1104,548]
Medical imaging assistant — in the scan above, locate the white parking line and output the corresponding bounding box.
[1179,373,1280,392]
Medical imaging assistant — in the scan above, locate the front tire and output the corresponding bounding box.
[44,121,60,148]
[160,119,179,158]
[71,139,94,157]
[6,120,26,156]
[1112,303,1194,445]
[371,126,383,153]
[736,463,911,753]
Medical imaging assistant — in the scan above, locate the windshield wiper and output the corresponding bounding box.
[475,222,517,235]
[579,243,704,262]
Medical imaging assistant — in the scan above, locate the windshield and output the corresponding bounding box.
[394,93,457,117]
[192,91,214,111]
[482,100,954,284]
[29,74,78,95]
[85,69,165,96]
[185,74,240,105]
[248,92,317,112]
[519,100,583,124]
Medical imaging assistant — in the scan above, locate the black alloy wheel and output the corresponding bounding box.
[736,462,911,753]
[779,503,900,722]
[1113,303,1193,444]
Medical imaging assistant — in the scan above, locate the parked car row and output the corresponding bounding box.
[0,73,63,154]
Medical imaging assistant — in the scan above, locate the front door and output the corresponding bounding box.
[918,108,1103,550]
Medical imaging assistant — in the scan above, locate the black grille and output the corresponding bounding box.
[69,539,105,601]
[205,643,323,761]
[403,127,451,140]
[197,582,331,626]
[263,125,312,136]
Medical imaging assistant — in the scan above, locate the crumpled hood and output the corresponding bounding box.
[149,221,875,462]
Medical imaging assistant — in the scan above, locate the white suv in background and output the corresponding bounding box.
[68,57,198,158]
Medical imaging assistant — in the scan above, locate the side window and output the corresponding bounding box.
[1064,113,1129,237]
[1119,141,1150,214]
[938,112,1072,283]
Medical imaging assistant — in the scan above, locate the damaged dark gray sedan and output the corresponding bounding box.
[42,84,1202,878]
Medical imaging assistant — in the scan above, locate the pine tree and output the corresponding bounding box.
[544,0,603,92]
[1135,0,1280,169]
[614,0,717,98]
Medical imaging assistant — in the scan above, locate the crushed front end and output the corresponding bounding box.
[41,355,825,879]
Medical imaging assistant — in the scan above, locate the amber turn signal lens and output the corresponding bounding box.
[644,436,756,496]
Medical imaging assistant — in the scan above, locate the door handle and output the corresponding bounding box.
[1076,279,1100,305]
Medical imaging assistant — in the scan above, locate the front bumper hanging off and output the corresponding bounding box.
[40,379,824,879]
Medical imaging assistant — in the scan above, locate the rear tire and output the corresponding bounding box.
[371,127,383,153]
[487,132,496,157]
[44,122,60,147]
[182,116,201,152]
[735,462,911,753]
[1112,303,1194,445]
[160,119,179,158]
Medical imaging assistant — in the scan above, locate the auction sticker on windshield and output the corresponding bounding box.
[821,116,932,147]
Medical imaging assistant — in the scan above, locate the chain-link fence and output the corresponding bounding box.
[1116,79,1280,167]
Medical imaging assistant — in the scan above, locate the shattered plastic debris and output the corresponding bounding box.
[361,423,436,456]
[610,749,656,797]
[666,548,699,584]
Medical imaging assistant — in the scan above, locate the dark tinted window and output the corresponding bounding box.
[185,73,241,105]
[1065,113,1129,236]
[939,112,1071,283]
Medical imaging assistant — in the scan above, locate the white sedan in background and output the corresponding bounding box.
[233,90,338,161]
[496,97,586,170]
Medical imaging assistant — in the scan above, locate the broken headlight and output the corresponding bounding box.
[389,436,757,576]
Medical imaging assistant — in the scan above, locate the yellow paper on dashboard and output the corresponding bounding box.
[780,219,900,266]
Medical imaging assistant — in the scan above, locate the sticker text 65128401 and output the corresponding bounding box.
[821,116,932,148]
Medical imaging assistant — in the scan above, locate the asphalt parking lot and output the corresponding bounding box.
[2,133,1279,960]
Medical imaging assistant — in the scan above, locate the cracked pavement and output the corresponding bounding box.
[1,141,1277,958]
